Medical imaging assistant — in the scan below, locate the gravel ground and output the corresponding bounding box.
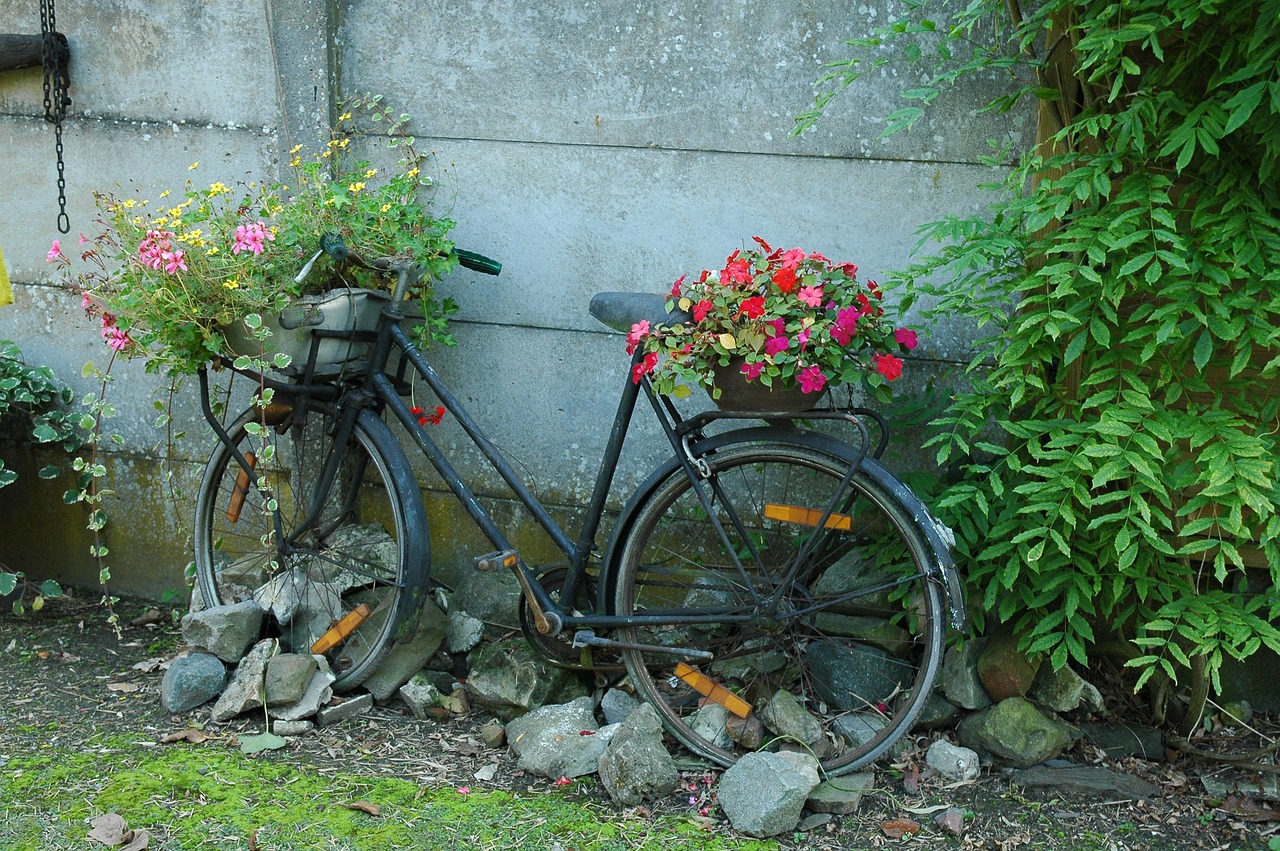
[2,590,1277,850]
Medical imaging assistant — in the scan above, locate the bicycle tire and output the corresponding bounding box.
[613,439,945,775]
[193,402,430,692]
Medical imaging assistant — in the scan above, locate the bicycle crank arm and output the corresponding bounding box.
[571,629,713,662]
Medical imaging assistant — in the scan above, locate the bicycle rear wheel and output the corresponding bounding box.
[613,440,945,775]
[193,401,429,692]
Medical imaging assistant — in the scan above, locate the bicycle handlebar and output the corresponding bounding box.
[319,233,501,277]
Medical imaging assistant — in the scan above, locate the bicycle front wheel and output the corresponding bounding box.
[613,440,945,775]
[193,402,429,692]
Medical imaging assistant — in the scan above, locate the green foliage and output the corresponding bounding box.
[0,339,76,610]
[806,0,1280,690]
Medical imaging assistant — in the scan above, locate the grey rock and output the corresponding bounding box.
[160,652,227,714]
[760,689,828,757]
[506,697,604,779]
[452,566,522,631]
[360,595,449,701]
[464,637,590,721]
[316,692,373,726]
[267,668,336,721]
[833,713,886,749]
[977,631,1040,702]
[774,751,820,789]
[598,703,678,806]
[915,691,964,729]
[811,548,895,615]
[941,638,993,711]
[264,653,318,707]
[399,674,443,720]
[718,751,821,838]
[1011,764,1160,799]
[1079,679,1106,715]
[1029,663,1087,713]
[806,772,874,814]
[600,688,641,726]
[957,697,1075,768]
[211,639,278,722]
[926,738,981,782]
[1077,721,1164,761]
[805,641,905,712]
[446,610,485,654]
[272,719,315,737]
[689,703,734,750]
[181,600,264,663]
[934,806,967,837]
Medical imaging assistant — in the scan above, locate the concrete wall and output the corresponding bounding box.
[0,0,1030,599]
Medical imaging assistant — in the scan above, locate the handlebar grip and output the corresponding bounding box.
[320,232,349,262]
[455,249,501,276]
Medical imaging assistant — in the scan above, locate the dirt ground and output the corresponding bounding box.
[2,590,1278,850]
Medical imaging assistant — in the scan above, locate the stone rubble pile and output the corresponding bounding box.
[159,566,1166,840]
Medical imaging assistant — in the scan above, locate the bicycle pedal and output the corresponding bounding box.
[474,549,518,572]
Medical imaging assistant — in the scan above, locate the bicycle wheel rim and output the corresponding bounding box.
[193,403,422,691]
[614,442,944,775]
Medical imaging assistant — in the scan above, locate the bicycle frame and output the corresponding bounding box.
[201,262,938,643]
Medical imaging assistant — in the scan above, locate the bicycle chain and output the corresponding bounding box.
[41,0,71,234]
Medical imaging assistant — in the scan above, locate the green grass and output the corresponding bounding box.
[0,737,775,851]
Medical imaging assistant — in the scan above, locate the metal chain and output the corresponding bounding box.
[41,0,70,234]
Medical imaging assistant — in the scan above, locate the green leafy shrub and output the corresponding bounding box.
[802,0,1280,716]
[0,339,79,609]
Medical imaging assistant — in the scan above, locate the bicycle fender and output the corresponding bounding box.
[598,426,966,632]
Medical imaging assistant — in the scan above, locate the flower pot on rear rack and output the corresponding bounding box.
[222,287,389,372]
[708,359,822,414]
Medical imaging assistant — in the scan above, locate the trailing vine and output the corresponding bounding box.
[801,0,1280,722]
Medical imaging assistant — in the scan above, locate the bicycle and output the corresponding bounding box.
[192,236,966,776]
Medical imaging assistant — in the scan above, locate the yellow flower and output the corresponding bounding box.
[289,156,301,167]
[224,277,239,290]
[153,217,169,227]
[160,189,171,198]
[407,167,420,179]
[207,246,221,256]
[348,182,366,194]
[209,182,230,195]
[380,203,392,213]
[364,168,378,179]
[122,199,136,209]
[290,144,303,154]
[188,162,200,170]
[168,207,183,218]
[338,112,352,122]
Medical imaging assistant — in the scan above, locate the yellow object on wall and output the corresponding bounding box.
[0,242,12,306]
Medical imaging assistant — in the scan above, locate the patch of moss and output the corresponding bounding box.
[1,741,777,851]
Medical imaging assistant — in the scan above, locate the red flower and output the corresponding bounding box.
[410,405,446,426]
[692,299,713,322]
[873,353,903,381]
[735,296,765,319]
[723,252,752,285]
[670,275,686,299]
[751,236,774,254]
[771,266,798,293]
[631,351,659,384]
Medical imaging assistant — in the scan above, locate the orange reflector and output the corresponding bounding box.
[225,452,257,523]
[763,503,852,531]
[311,603,372,654]
[674,662,752,718]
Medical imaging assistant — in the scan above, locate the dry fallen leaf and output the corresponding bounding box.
[473,764,497,782]
[345,800,382,816]
[881,817,922,839]
[159,728,218,745]
[87,813,150,850]
[106,682,140,693]
[131,657,165,673]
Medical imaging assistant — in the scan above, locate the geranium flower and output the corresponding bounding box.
[780,247,805,268]
[797,365,826,394]
[772,266,798,293]
[764,335,789,356]
[798,285,823,308]
[894,327,919,350]
[631,351,658,384]
[625,320,650,355]
[735,296,765,319]
[670,274,686,299]
[692,299,713,322]
[873,352,904,381]
[740,360,765,380]
[723,253,752,285]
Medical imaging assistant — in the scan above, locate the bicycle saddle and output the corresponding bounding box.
[589,291,693,333]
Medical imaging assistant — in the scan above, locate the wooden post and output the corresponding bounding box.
[0,33,68,73]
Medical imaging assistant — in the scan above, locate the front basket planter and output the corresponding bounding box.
[222,288,389,371]
[709,360,821,413]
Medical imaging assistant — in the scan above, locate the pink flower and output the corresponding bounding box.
[46,240,63,262]
[740,361,765,380]
[625,320,650,355]
[780,248,805,269]
[796,328,811,350]
[78,233,89,245]
[81,291,93,310]
[894,327,919,350]
[554,776,572,786]
[456,786,470,796]
[232,221,274,256]
[764,335,789,356]
[163,249,188,274]
[797,365,826,394]
[831,307,860,346]
[798,285,823,308]
[723,253,752,284]
[873,353,904,381]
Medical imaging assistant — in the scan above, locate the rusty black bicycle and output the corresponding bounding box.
[192,237,965,775]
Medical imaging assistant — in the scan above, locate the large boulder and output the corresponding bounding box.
[505,697,605,779]
[957,697,1074,768]
[718,751,821,838]
[598,703,678,806]
[464,638,589,720]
